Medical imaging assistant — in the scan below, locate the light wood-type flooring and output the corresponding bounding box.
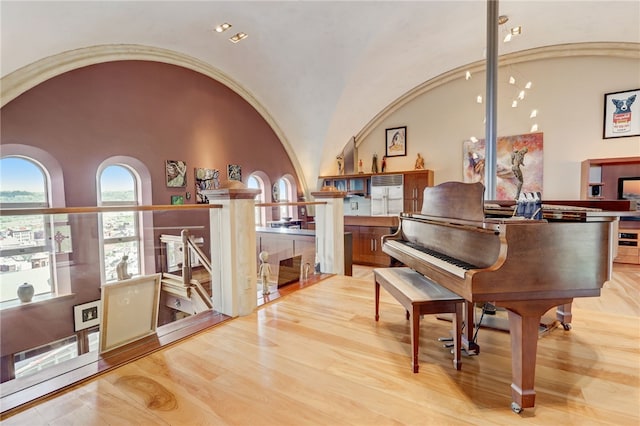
[2,264,639,425]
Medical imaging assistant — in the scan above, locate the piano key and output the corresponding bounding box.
[384,240,478,278]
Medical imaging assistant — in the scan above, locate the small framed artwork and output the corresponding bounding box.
[385,126,407,157]
[170,195,184,205]
[73,300,101,332]
[194,168,220,204]
[227,164,242,181]
[166,160,187,187]
[603,88,639,139]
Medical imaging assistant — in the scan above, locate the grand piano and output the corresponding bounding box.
[382,181,621,413]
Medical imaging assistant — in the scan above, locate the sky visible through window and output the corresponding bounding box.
[0,157,44,191]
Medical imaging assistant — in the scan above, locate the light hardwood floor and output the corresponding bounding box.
[2,264,639,425]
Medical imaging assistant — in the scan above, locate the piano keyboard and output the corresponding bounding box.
[385,240,479,278]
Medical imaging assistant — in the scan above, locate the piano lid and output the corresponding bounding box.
[421,181,485,222]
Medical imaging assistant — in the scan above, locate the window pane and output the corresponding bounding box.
[100,165,136,202]
[102,211,137,239]
[0,213,52,303]
[104,241,139,282]
[0,157,47,204]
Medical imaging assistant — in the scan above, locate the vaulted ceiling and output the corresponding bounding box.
[2,1,639,194]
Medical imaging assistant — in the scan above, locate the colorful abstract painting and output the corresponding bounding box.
[194,168,220,204]
[463,132,543,200]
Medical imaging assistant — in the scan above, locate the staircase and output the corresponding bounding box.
[160,230,214,315]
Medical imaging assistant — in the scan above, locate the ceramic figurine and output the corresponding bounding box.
[415,153,425,170]
[258,251,273,295]
[116,255,133,280]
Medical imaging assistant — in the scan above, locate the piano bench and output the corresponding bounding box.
[374,267,464,373]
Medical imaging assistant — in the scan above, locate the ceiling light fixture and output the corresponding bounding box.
[511,26,522,35]
[512,100,518,108]
[498,15,509,25]
[509,76,516,85]
[525,81,532,89]
[476,95,483,104]
[229,32,248,43]
[530,109,538,118]
[531,124,539,132]
[215,22,232,33]
[503,33,512,43]
[465,71,472,80]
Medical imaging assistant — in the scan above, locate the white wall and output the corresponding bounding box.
[356,56,640,199]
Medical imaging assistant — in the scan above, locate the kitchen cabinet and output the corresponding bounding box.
[319,170,433,200]
[344,216,398,267]
[403,170,434,213]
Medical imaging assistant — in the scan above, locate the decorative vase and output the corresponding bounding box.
[17,282,34,303]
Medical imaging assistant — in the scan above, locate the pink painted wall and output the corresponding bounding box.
[0,60,299,362]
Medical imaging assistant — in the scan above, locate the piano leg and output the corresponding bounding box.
[503,298,572,413]
[555,301,573,330]
[463,301,480,355]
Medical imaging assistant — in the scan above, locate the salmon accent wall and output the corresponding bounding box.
[0,60,299,357]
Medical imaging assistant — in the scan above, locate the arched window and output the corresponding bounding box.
[276,175,297,220]
[247,174,266,226]
[98,164,141,282]
[0,156,55,303]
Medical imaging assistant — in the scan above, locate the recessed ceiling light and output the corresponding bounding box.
[512,100,518,108]
[229,32,248,43]
[465,71,472,80]
[215,22,232,33]
[509,76,516,85]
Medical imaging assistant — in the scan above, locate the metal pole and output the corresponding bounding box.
[485,0,498,200]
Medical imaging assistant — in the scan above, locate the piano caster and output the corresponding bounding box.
[562,323,572,331]
[511,402,523,414]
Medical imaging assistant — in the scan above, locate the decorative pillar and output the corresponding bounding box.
[310,188,346,274]
[202,184,260,317]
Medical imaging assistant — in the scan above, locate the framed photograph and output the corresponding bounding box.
[99,274,162,354]
[166,160,187,187]
[170,195,184,205]
[73,300,101,331]
[385,126,407,157]
[603,88,640,139]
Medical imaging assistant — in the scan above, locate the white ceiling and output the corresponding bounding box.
[2,1,639,193]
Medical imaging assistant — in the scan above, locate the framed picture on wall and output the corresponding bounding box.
[603,88,640,139]
[73,300,101,332]
[166,160,187,187]
[385,126,407,157]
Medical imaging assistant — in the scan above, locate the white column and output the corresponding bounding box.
[311,189,346,275]
[202,185,260,317]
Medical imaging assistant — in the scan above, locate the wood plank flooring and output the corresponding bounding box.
[2,264,639,425]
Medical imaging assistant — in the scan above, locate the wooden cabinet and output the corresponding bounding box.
[615,223,640,265]
[344,216,398,267]
[403,170,434,213]
[580,156,640,200]
[320,170,433,200]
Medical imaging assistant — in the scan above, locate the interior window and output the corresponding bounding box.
[248,174,266,226]
[0,157,55,303]
[98,165,140,282]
